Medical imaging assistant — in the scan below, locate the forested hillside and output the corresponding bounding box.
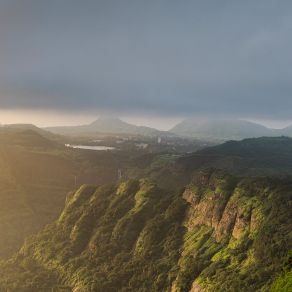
[1,130,292,262]
[177,136,292,177]
[0,170,290,291]
[0,128,142,259]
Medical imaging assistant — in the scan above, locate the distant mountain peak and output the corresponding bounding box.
[46,116,165,136]
[90,117,128,126]
[170,118,275,141]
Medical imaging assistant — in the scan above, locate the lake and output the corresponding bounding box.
[65,144,116,151]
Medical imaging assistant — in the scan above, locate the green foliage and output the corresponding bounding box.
[0,171,291,292]
[171,172,292,292]
[0,179,187,291]
[178,136,292,177]
[271,251,292,292]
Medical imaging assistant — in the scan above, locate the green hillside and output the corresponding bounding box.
[140,137,292,194]
[0,170,290,291]
[2,132,292,262]
[271,251,292,292]
[177,136,292,177]
[0,128,146,259]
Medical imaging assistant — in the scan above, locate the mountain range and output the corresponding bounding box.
[45,117,292,141]
[170,118,292,140]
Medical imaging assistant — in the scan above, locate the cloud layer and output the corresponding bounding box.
[0,0,291,119]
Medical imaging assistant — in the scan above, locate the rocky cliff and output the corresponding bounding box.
[171,170,290,291]
[0,170,291,291]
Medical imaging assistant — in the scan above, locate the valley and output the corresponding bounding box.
[0,123,291,291]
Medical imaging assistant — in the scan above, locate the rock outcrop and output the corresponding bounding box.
[0,170,291,292]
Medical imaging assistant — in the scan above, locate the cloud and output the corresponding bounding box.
[0,0,291,119]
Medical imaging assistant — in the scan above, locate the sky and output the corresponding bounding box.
[0,0,292,129]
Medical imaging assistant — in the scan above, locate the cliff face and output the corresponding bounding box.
[172,170,291,292]
[183,171,261,242]
[0,170,291,292]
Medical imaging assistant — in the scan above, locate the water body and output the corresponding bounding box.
[65,144,116,151]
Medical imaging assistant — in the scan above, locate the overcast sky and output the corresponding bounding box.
[0,0,291,128]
